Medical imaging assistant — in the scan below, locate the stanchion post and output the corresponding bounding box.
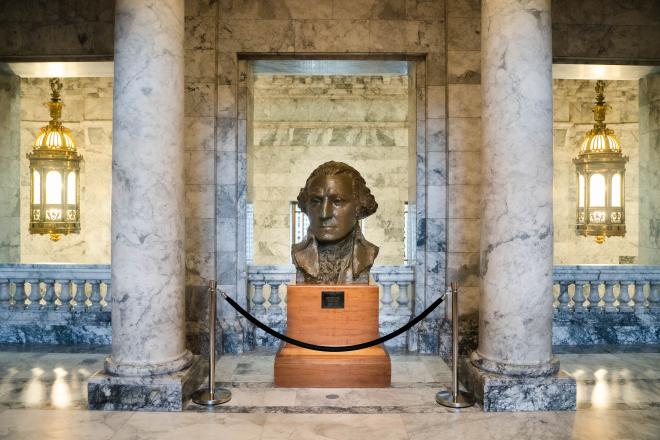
[192,279,231,406]
[435,282,474,408]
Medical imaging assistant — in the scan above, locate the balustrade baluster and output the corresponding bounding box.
[251,281,266,313]
[649,282,660,312]
[27,280,42,310]
[603,281,617,312]
[12,280,26,309]
[633,281,647,313]
[268,282,282,315]
[587,281,602,312]
[88,280,102,311]
[57,280,72,311]
[572,281,587,312]
[380,282,394,312]
[617,281,633,312]
[396,282,411,315]
[0,279,9,308]
[103,281,112,310]
[557,281,570,311]
[42,279,56,310]
[73,280,87,311]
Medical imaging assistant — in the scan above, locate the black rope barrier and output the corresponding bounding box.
[219,290,446,352]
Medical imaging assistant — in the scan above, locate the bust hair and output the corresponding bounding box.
[297,161,378,220]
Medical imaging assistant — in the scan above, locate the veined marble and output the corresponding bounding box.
[1,345,660,439]
[107,0,189,375]
[478,0,555,370]
[87,0,203,411]
[467,0,575,411]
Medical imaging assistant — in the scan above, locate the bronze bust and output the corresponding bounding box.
[292,161,379,284]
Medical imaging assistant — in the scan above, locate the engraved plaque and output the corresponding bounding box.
[321,291,345,309]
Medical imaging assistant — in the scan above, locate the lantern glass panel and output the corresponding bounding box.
[589,173,606,207]
[33,170,40,204]
[67,172,76,204]
[578,174,585,208]
[45,170,62,204]
[611,174,621,207]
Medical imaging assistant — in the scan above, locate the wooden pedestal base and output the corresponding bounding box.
[274,344,390,388]
[274,284,391,388]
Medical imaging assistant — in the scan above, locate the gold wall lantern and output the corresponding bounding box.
[573,80,628,244]
[27,78,83,242]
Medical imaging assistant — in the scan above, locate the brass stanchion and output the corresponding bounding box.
[192,280,231,406]
[436,282,474,408]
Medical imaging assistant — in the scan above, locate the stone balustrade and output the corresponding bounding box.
[371,265,415,315]
[553,265,660,313]
[0,263,658,347]
[0,264,111,311]
[246,264,416,314]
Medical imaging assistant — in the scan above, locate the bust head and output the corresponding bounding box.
[297,161,377,243]
[293,161,379,284]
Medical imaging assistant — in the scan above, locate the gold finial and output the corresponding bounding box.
[49,78,63,101]
[592,80,609,129]
[595,235,605,244]
[47,78,64,125]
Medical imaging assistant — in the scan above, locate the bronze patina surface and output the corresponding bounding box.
[292,161,379,284]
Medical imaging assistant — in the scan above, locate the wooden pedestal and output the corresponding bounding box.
[274,284,391,388]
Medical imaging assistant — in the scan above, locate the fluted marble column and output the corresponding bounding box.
[461,0,575,412]
[88,0,204,411]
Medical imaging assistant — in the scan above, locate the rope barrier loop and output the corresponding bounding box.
[219,289,446,352]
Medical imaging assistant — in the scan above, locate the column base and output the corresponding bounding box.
[87,355,207,411]
[460,357,576,412]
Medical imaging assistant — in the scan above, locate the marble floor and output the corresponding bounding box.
[0,344,658,439]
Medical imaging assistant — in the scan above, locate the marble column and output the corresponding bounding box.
[460,0,576,411]
[87,0,205,411]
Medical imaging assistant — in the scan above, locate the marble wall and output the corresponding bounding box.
[552,0,660,64]
[639,73,660,264]
[553,80,640,265]
[249,74,411,265]
[3,0,660,67]
[202,0,447,353]
[0,74,20,263]
[0,0,114,60]
[19,77,112,264]
[446,0,481,321]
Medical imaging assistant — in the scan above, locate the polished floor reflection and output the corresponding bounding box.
[0,344,658,439]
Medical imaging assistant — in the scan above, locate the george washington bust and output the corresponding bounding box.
[292,161,379,284]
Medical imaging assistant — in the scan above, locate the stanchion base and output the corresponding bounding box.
[435,389,474,409]
[192,387,232,406]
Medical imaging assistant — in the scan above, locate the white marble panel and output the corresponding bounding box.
[448,84,481,117]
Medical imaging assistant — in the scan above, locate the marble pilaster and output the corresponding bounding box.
[0,73,20,263]
[87,0,204,411]
[639,72,660,264]
[460,0,576,411]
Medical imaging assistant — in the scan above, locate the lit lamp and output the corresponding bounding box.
[573,80,627,244]
[27,78,83,241]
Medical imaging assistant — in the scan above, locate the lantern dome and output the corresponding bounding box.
[33,123,77,150]
[578,128,621,154]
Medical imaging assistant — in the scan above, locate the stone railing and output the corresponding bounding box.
[246,265,295,316]
[553,265,660,313]
[246,264,416,313]
[0,264,111,311]
[371,265,415,315]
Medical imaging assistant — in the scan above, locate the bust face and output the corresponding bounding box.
[306,174,359,243]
